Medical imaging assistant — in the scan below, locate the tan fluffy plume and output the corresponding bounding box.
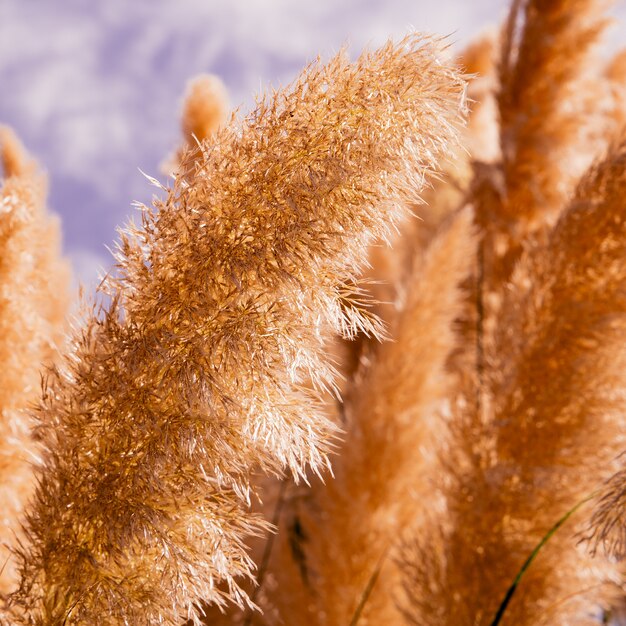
[251,208,475,626]
[163,74,230,175]
[400,1,626,624]
[6,36,466,626]
[476,0,610,326]
[587,463,626,561]
[0,127,70,596]
[404,136,626,626]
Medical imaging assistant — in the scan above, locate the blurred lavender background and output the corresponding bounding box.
[0,0,624,290]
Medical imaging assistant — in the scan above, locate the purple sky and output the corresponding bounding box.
[0,0,624,289]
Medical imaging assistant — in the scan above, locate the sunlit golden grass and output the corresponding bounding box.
[1,2,626,624]
[2,35,466,626]
[0,128,70,597]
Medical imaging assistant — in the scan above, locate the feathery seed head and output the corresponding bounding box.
[8,35,467,625]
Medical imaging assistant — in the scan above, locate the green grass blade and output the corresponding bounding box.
[489,493,596,626]
[349,552,386,626]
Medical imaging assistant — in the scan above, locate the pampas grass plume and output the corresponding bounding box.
[6,36,466,626]
[0,127,70,596]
